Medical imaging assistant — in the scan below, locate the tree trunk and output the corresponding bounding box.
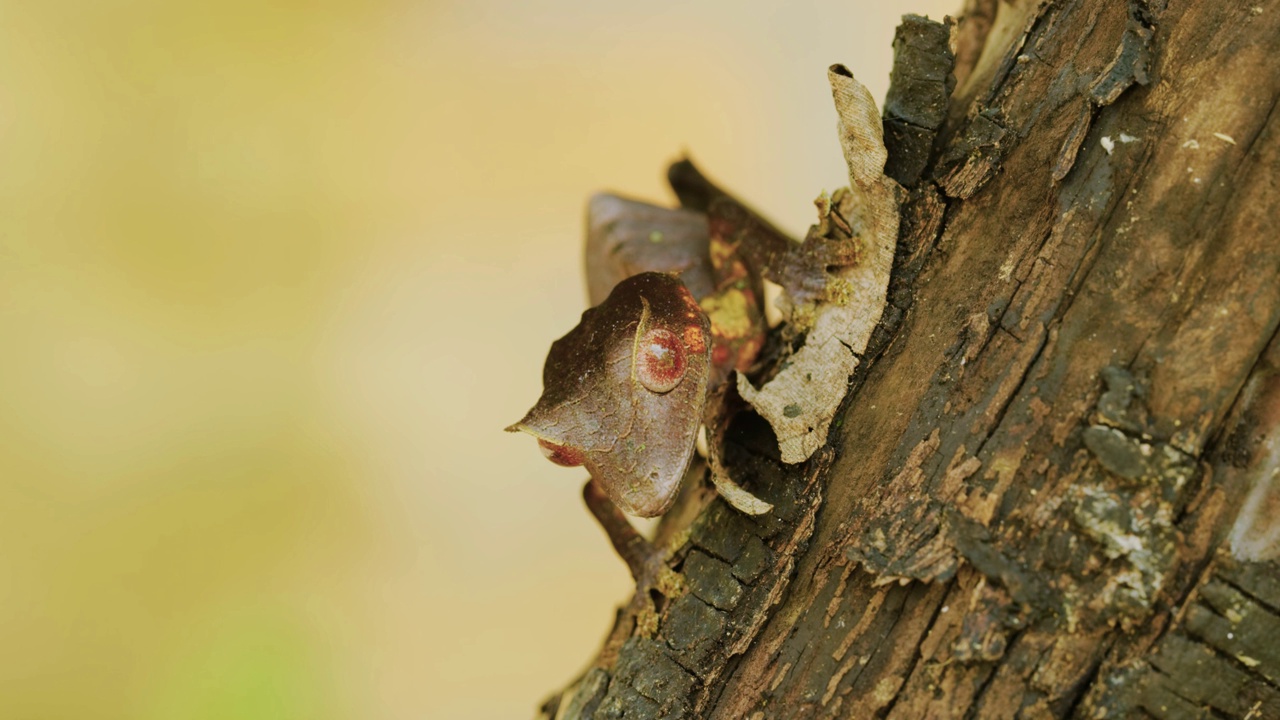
[539,1,1280,718]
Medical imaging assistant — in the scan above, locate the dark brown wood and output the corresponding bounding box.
[538,1,1280,718]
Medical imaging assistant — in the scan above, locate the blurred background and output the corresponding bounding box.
[0,1,956,718]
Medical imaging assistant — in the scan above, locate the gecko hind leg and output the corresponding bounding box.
[584,478,694,666]
[582,479,667,585]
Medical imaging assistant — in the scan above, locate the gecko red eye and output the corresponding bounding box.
[538,439,585,467]
[635,327,686,393]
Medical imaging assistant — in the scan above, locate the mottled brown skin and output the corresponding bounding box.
[507,272,712,517]
[509,192,778,520]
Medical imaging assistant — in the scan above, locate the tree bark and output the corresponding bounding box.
[539,1,1280,718]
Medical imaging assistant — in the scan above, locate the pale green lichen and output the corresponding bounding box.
[655,567,687,600]
[1071,418,1193,624]
[821,277,856,306]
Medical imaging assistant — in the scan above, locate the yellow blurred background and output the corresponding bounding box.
[0,1,956,718]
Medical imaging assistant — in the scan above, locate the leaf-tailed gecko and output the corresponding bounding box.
[507,66,899,581]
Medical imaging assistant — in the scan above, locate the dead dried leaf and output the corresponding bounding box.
[737,65,900,463]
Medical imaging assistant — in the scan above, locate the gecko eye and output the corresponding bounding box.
[635,327,687,393]
[538,439,585,467]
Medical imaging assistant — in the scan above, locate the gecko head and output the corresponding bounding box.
[506,272,711,517]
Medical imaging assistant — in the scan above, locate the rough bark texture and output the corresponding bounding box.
[539,1,1280,718]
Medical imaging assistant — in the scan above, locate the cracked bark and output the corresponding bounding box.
[538,2,1280,718]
